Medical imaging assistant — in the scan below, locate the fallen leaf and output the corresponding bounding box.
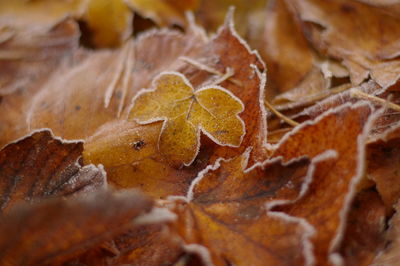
[168,150,328,265]
[84,120,209,198]
[129,71,245,166]
[0,189,153,265]
[272,102,377,264]
[0,129,105,213]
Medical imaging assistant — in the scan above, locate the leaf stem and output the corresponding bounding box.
[265,100,299,127]
[350,89,400,112]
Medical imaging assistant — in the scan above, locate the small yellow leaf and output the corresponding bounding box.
[129,72,245,166]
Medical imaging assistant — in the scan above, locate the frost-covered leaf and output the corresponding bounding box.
[129,72,245,166]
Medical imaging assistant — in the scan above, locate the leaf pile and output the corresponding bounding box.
[1,0,400,265]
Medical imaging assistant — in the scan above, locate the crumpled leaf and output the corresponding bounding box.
[126,0,199,26]
[167,151,327,266]
[129,71,245,166]
[0,129,106,213]
[286,0,400,88]
[272,102,377,264]
[0,189,153,265]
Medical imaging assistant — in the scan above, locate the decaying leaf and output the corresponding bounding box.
[129,71,245,166]
[0,129,105,213]
[0,189,153,265]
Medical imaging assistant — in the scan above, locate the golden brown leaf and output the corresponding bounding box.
[84,119,208,198]
[129,72,245,166]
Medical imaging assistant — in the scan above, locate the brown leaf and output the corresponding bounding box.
[0,189,153,265]
[286,0,400,88]
[272,103,377,264]
[0,129,105,213]
[83,120,208,198]
[167,150,334,265]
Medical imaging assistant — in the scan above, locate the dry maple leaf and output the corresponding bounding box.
[129,71,245,166]
[166,149,335,266]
